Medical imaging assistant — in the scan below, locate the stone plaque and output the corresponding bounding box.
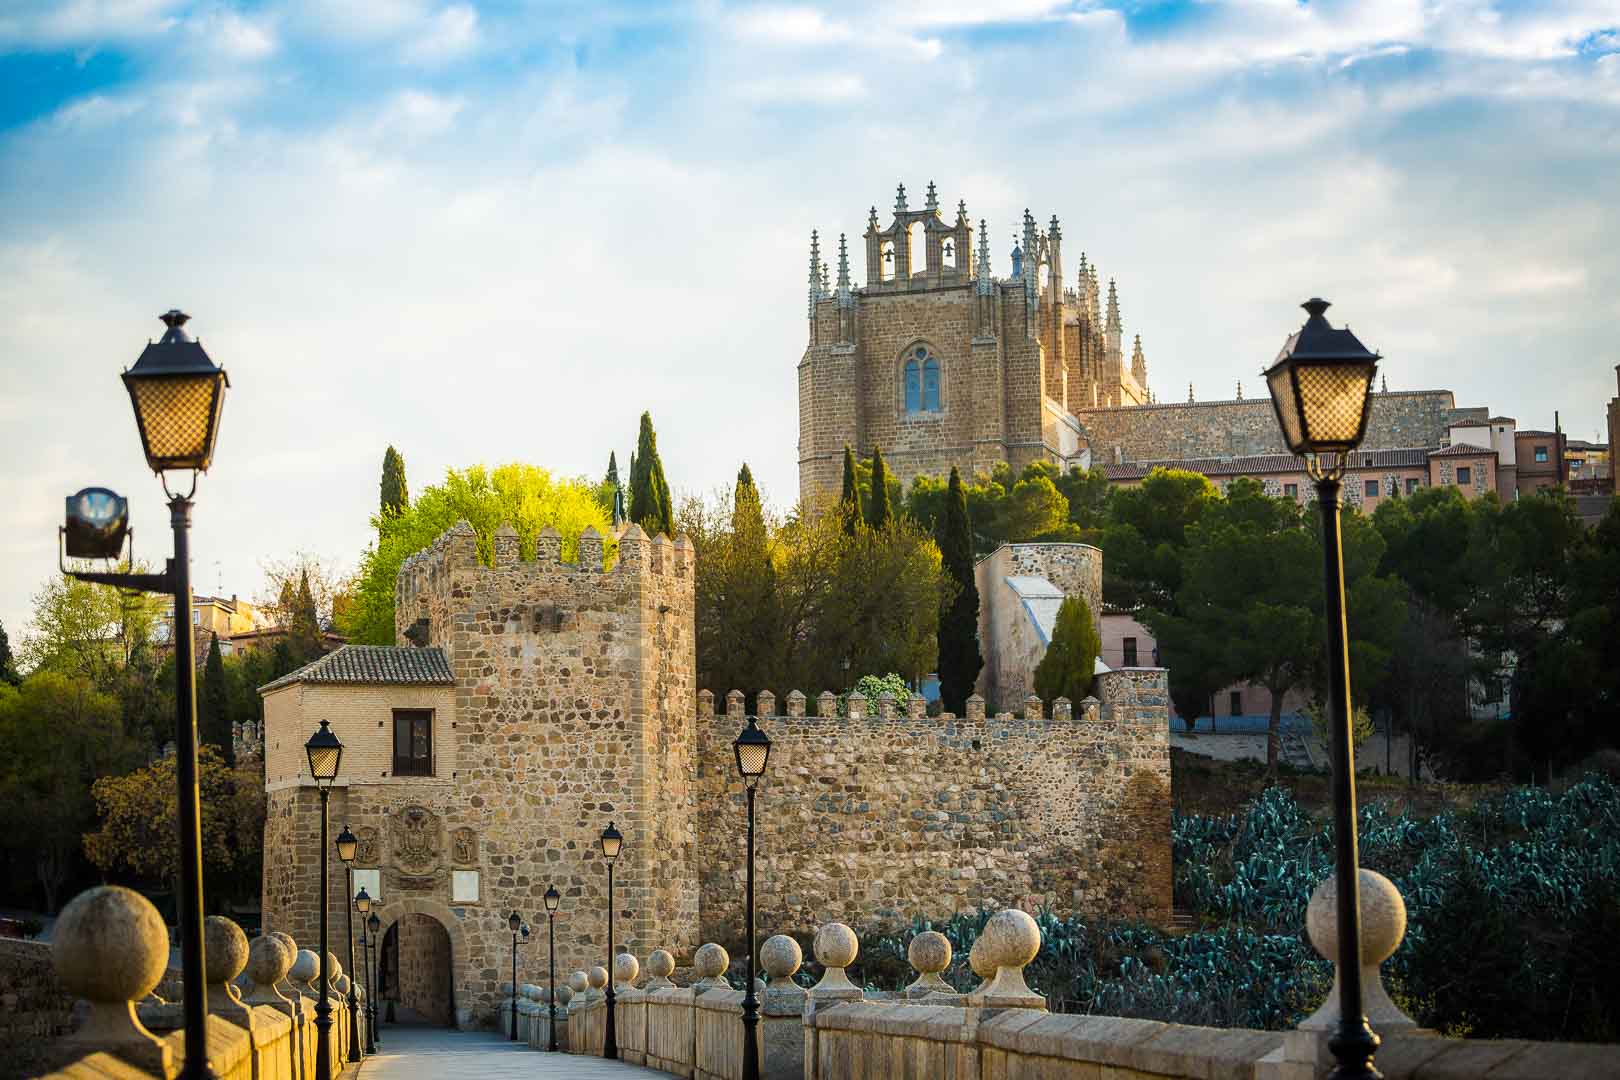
[451,827,478,868]
[393,805,441,874]
[452,870,480,903]
[353,868,381,903]
[355,825,381,867]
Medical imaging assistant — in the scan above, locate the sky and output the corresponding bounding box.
[1,0,1618,647]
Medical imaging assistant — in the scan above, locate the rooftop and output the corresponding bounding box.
[1429,443,1498,458]
[1102,447,1431,481]
[260,644,454,694]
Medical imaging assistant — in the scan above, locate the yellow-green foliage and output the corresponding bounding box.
[342,463,614,645]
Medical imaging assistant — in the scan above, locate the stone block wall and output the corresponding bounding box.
[692,671,1172,943]
[1080,390,1463,464]
[0,937,77,1077]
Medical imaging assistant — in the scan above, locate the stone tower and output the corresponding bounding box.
[798,183,1152,505]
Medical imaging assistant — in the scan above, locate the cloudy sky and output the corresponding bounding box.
[2,0,1617,643]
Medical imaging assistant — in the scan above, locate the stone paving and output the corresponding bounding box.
[358,1024,668,1079]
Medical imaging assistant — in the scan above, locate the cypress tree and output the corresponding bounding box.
[936,467,983,714]
[380,446,409,516]
[201,636,233,764]
[840,445,861,536]
[629,412,675,538]
[0,618,17,686]
[605,451,620,490]
[289,569,323,663]
[868,446,892,530]
[1033,595,1101,706]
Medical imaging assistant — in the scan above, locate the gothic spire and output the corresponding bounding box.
[924,180,938,214]
[1188,382,1195,403]
[836,233,850,290]
[868,205,880,232]
[821,261,830,294]
[808,230,824,319]
[976,218,993,295]
[895,182,908,214]
[1236,380,1243,400]
[956,199,969,225]
[1106,277,1121,331]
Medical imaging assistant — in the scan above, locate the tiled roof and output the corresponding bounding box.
[260,645,454,694]
[1516,430,1559,437]
[1428,443,1497,458]
[1449,418,1490,428]
[1486,416,1517,424]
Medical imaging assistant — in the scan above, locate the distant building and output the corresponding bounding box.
[156,594,269,666]
[1515,428,1567,497]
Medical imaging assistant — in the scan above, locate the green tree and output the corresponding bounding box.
[0,618,18,686]
[695,464,784,703]
[1000,473,1068,541]
[840,445,862,535]
[20,573,163,690]
[1033,595,1101,705]
[1101,468,1218,611]
[380,445,409,516]
[867,446,893,530]
[200,636,231,764]
[0,672,135,911]
[935,467,983,714]
[341,463,615,645]
[629,412,676,538]
[1055,465,1111,530]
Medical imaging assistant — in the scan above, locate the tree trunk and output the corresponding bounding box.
[1266,687,1283,777]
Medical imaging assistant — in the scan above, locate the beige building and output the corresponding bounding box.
[973,543,1107,714]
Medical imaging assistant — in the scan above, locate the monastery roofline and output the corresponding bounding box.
[1077,389,1456,413]
[973,540,1102,570]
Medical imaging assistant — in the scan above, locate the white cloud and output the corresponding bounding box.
[731,5,852,45]
[738,72,866,104]
[403,4,479,64]
[0,0,181,48]
[370,89,464,140]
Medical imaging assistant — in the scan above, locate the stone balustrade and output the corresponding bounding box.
[28,884,369,1080]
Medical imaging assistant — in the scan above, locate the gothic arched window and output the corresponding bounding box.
[904,345,941,414]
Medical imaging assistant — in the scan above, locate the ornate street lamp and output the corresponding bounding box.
[1264,297,1382,1080]
[600,822,624,1060]
[543,885,561,1052]
[733,716,772,1080]
[354,888,376,1055]
[366,911,382,1048]
[336,825,362,1063]
[304,721,344,1080]
[508,911,529,1041]
[56,310,229,1080]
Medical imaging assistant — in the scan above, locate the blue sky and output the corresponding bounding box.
[1,0,1617,642]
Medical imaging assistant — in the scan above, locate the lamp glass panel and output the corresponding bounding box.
[544,889,560,912]
[307,744,341,781]
[1296,362,1376,448]
[355,890,371,913]
[736,741,768,778]
[509,911,522,932]
[336,831,358,863]
[600,832,622,860]
[128,374,220,468]
[1267,366,1305,452]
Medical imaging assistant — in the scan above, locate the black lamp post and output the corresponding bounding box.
[355,888,376,1055]
[733,717,772,1080]
[336,825,362,1063]
[366,911,382,1048]
[508,912,529,1041]
[58,310,229,1080]
[1263,297,1382,1080]
[305,720,344,1080]
[544,885,561,1052]
[599,822,623,1060]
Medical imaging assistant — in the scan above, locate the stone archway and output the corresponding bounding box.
[375,899,467,1028]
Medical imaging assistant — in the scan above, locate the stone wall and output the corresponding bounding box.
[975,543,1104,713]
[0,937,77,1077]
[1081,390,1464,464]
[396,912,454,1024]
[692,673,1172,943]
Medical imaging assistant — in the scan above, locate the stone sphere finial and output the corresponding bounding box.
[1307,869,1407,967]
[567,970,589,994]
[588,965,609,992]
[760,935,802,985]
[647,949,675,979]
[968,934,995,981]
[245,935,292,988]
[907,931,951,975]
[335,974,351,995]
[53,885,169,1005]
[204,916,249,985]
[694,942,730,983]
[291,949,320,991]
[326,953,342,983]
[614,952,639,986]
[812,922,857,969]
[968,910,1045,1009]
[523,983,542,1001]
[555,983,574,1007]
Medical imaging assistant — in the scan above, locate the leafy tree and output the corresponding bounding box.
[1101,469,1217,611]
[0,672,135,911]
[83,744,238,902]
[1054,465,1111,529]
[259,552,348,635]
[867,446,893,530]
[840,445,861,535]
[629,412,676,538]
[1033,595,1101,705]
[843,672,911,715]
[0,619,18,686]
[695,465,784,703]
[20,573,163,690]
[341,464,615,645]
[200,636,232,764]
[1000,473,1068,541]
[380,445,409,516]
[935,467,983,714]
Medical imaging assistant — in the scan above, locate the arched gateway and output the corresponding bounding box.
[375,900,465,1027]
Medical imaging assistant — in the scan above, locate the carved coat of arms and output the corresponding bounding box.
[392,806,441,874]
[355,825,380,866]
[451,827,478,867]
